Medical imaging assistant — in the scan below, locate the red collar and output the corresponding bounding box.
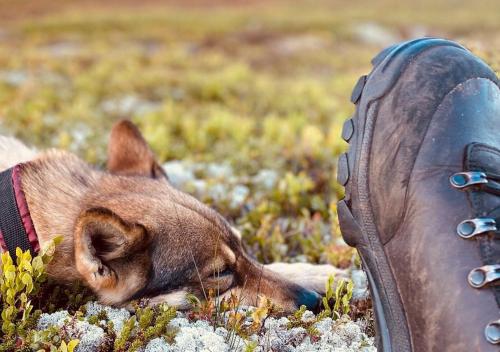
[0,164,40,258]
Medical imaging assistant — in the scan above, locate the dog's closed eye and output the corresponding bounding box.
[206,267,234,293]
[210,267,233,278]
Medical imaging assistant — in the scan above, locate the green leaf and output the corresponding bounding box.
[342,295,350,314]
[322,297,330,311]
[32,256,44,274]
[23,249,32,262]
[21,272,33,287]
[7,287,16,300]
[2,305,15,321]
[20,292,28,304]
[22,302,33,321]
[5,270,16,284]
[1,252,12,266]
[68,339,80,352]
[2,320,15,335]
[59,340,68,352]
[16,248,23,263]
[21,272,33,294]
[21,259,33,274]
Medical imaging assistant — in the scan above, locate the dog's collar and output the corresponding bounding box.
[0,164,40,259]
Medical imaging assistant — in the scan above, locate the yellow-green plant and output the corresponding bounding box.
[0,239,59,337]
[0,238,79,351]
[243,340,258,352]
[113,303,177,352]
[187,289,275,347]
[286,305,321,340]
[57,339,80,352]
[28,327,80,352]
[321,275,354,319]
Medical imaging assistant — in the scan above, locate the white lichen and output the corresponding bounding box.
[37,311,106,352]
[84,301,131,333]
[37,306,375,352]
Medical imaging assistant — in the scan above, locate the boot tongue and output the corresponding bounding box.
[465,143,500,217]
[466,142,500,178]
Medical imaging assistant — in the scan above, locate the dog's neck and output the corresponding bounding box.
[21,150,101,281]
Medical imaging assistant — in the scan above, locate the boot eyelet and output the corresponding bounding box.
[450,171,488,189]
[485,320,500,344]
[468,265,500,288]
[457,218,497,239]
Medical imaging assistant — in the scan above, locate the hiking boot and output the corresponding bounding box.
[337,38,500,351]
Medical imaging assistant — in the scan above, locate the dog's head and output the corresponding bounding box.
[73,120,320,312]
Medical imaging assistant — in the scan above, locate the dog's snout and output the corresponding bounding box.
[296,288,322,313]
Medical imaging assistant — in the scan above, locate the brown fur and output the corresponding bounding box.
[0,121,346,311]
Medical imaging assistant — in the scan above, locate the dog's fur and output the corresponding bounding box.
[0,121,345,311]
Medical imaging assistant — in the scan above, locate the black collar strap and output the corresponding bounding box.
[0,165,40,259]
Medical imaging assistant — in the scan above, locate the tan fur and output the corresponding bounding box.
[0,136,38,171]
[146,290,190,309]
[0,121,341,311]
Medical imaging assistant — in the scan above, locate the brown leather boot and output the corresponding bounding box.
[337,38,500,351]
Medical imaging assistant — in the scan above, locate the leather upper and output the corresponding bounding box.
[367,46,499,245]
[384,74,500,350]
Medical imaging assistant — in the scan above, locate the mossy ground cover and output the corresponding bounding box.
[0,0,498,350]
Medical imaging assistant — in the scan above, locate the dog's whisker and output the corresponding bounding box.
[189,249,207,301]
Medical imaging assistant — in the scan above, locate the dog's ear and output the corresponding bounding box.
[74,207,150,292]
[107,119,168,180]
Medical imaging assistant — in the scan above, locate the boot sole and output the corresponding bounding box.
[337,38,468,352]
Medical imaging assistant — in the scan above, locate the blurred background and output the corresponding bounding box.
[0,0,498,277]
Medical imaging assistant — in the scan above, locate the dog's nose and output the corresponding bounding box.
[296,288,322,313]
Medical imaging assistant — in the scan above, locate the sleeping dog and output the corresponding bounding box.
[0,120,345,312]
